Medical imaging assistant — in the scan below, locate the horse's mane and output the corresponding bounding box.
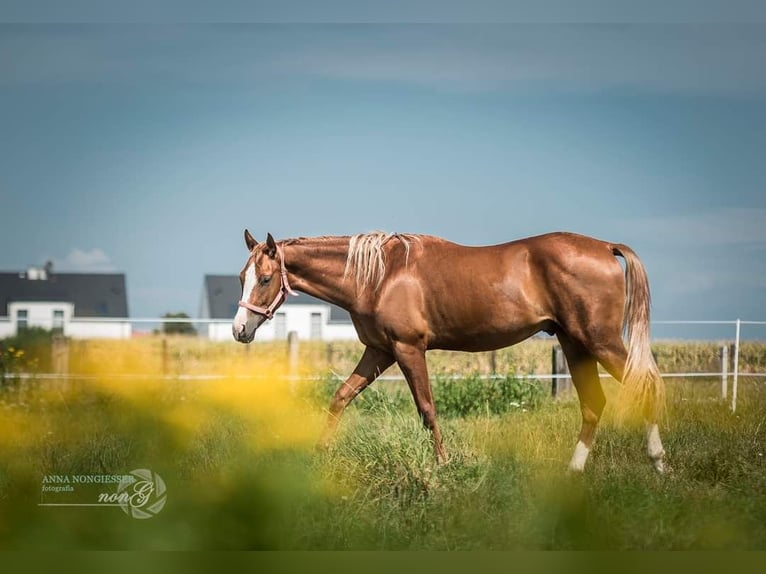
[344,232,420,290]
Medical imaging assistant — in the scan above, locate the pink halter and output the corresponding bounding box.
[238,243,297,320]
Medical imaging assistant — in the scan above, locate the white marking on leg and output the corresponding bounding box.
[646,423,666,473]
[232,262,259,338]
[568,440,590,472]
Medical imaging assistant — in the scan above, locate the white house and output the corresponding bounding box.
[0,266,131,339]
[200,275,358,342]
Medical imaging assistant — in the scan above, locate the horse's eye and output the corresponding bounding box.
[260,275,272,285]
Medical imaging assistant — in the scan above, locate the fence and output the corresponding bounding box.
[651,319,766,412]
[2,318,765,413]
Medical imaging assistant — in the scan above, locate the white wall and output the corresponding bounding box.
[66,321,132,339]
[3,301,131,339]
[207,322,234,342]
[8,301,75,331]
[207,304,358,342]
[282,305,326,340]
[0,319,14,339]
[324,322,358,341]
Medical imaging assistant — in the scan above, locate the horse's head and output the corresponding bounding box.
[232,229,293,343]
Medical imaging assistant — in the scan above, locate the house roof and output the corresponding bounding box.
[0,272,129,318]
[203,275,352,323]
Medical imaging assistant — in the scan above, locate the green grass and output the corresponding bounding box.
[302,380,766,550]
[0,374,764,550]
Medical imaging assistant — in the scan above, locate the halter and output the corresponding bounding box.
[238,243,297,320]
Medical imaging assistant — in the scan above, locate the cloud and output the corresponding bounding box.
[54,248,115,272]
[616,208,766,301]
[661,270,717,295]
[273,25,766,95]
[625,207,766,248]
[2,24,766,96]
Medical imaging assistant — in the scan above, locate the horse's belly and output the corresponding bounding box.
[427,320,550,352]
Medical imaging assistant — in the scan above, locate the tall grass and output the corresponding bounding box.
[4,334,766,379]
[0,338,765,549]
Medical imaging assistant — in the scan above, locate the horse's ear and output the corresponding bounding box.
[265,233,277,258]
[244,229,258,251]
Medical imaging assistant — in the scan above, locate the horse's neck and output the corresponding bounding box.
[283,238,357,311]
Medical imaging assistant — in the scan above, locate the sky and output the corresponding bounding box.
[1,24,765,339]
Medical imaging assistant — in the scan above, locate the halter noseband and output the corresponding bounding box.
[238,243,297,320]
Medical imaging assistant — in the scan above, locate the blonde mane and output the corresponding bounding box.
[344,232,420,290]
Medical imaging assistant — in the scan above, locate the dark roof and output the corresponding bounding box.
[203,275,352,323]
[0,272,128,318]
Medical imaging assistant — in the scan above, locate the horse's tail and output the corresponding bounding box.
[612,244,665,420]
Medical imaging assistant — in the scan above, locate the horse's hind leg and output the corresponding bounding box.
[393,341,448,464]
[591,341,667,473]
[317,346,394,450]
[558,334,605,472]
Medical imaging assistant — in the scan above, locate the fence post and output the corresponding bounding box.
[489,350,497,376]
[732,319,741,413]
[51,335,69,375]
[551,345,571,397]
[719,344,729,400]
[326,342,334,368]
[287,331,299,392]
[161,338,168,378]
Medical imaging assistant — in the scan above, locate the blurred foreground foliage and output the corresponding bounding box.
[0,336,764,550]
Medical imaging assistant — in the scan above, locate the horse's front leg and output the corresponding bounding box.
[317,345,394,450]
[393,341,448,464]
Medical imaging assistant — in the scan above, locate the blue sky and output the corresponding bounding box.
[1,24,764,337]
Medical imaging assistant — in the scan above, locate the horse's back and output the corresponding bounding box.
[408,231,620,278]
[378,231,627,351]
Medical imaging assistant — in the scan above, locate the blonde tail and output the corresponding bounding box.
[612,244,665,420]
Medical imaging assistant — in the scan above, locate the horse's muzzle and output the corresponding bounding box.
[232,324,255,344]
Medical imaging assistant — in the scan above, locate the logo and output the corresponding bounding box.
[39,468,167,520]
[116,468,167,519]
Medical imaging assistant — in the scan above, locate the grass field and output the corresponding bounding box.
[1,337,765,550]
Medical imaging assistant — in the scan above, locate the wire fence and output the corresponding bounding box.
[2,318,765,413]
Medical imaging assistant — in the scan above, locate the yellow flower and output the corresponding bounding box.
[16,350,24,358]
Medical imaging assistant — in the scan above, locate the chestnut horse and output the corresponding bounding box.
[232,230,666,473]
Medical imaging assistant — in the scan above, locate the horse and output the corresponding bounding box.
[232,230,667,473]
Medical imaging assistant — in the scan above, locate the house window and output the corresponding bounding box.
[274,312,287,340]
[310,312,323,340]
[16,309,28,331]
[53,309,65,333]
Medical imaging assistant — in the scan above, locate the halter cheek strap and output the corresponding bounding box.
[238,243,297,320]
